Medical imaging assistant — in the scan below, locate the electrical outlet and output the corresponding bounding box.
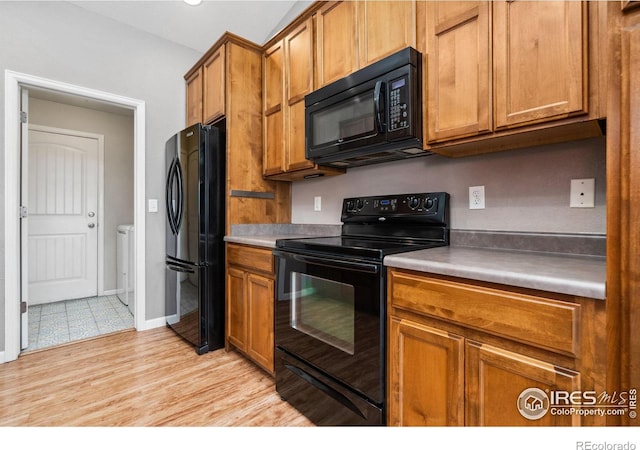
[469,186,485,210]
[570,178,595,208]
[314,196,322,212]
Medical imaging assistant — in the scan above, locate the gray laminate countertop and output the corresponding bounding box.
[224,223,341,249]
[225,225,606,300]
[223,234,317,248]
[384,246,606,300]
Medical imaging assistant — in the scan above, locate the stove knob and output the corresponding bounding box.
[356,199,365,210]
[424,197,434,210]
[408,196,420,210]
[346,200,355,212]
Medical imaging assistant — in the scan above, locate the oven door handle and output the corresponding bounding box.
[274,251,379,274]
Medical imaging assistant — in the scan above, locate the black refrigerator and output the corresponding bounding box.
[165,122,225,354]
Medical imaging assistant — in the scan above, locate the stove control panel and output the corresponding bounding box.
[342,192,449,224]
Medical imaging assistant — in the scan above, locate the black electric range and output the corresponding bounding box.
[276,191,449,260]
[273,192,449,426]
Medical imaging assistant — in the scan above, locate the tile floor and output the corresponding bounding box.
[27,295,134,351]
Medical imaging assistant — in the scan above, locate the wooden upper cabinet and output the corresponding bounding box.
[316,1,359,87]
[264,41,284,114]
[427,1,492,143]
[185,34,291,231]
[185,67,203,126]
[358,1,417,67]
[316,1,417,87]
[493,1,588,129]
[425,1,601,154]
[262,16,345,180]
[203,45,226,124]
[263,40,285,176]
[285,18,315,172]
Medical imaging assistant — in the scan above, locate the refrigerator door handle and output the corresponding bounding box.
[166,158,178,235]
[174,159,185,233]
[166,255,200,269]
[166,262,196,274]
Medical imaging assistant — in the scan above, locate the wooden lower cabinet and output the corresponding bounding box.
[226,243,275,375]
[388,317,465,426]
[465,340,580,426]
[388,316,580,426]
[246,274,275,372]
[226,266,247,351]
[387,268,605,426]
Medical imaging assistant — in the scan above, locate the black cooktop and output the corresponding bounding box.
[275,235,445,261]
[276,192,450,262]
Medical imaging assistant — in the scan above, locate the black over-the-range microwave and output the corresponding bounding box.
[305,47,426,169]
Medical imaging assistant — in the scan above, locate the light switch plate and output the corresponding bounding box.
[570,179,595,208]
[148,198,158,213]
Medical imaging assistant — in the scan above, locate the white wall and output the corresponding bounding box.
[29,97,135,292]
[292,137,606,234]
[0,2,201,351]
[265,0,314,41]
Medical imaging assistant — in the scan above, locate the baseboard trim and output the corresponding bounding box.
[139,316,166,332]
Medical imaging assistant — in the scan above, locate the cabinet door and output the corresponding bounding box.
[358,0,417,67]
[203,46,226,124]
[226,266,246,351]
[285,18,315,172]
[247,273,275,374]
[427,1,491,142]
[316,1,359,87]
[185,67,203,127]
[493,1,588,128]
[466,341,581,426]
[388,317,465,426]
[263,41,285,176]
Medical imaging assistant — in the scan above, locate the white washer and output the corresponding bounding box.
[116,224,135,314]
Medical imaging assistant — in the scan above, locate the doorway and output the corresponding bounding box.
[23,91,132,352]
[24,102,136,351]
[4,70,147,363]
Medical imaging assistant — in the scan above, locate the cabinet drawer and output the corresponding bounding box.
[226,244,274,275]
[389,270,580,356]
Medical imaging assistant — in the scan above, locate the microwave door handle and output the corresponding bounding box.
[373,80,385,133]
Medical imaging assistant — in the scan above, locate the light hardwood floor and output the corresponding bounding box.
[0,327,313,426]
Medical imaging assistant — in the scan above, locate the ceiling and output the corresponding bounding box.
[69,0,313,53]
[30,1,312,114]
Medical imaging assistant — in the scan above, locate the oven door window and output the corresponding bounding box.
[291,273,354,355]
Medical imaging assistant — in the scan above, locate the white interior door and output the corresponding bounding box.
[27,125,99,304]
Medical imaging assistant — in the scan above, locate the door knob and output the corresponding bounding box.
[88,211,95,217]
[88,223,95,228]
